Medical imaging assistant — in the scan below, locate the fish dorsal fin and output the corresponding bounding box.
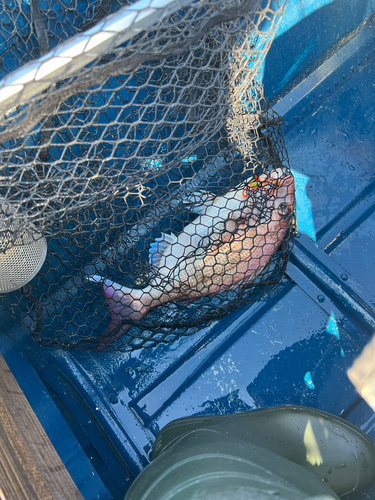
[183,190,215,214]
[149,232,178,270]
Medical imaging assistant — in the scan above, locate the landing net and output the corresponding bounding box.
[0,0,295,351]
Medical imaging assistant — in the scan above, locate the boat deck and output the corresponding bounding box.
[0,3,375,499]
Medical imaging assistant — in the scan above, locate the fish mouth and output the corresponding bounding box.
[276,174,296,222]
[279,174,295,186]
[284,206,296,220]
[276,173,296,198]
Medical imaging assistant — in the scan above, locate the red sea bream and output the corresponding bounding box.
[90,170,295,342]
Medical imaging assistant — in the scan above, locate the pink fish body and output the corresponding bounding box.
[90,171,295,344]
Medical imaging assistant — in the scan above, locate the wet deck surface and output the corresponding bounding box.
[0,14,374,500]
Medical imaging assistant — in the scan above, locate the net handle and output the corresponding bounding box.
[0,0,195,114]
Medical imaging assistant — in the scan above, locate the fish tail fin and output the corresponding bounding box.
[89,275,151,342]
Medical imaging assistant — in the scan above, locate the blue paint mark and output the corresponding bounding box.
[326,312,340,340]
[292,169,316,242]
[274,38,317,93]
[304,371,315,389]
[326,313,345,357]
[275,0,335,39]
[182,156,197,163]
[144,158,162,171]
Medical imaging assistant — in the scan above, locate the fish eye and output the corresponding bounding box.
[278,203,291,218]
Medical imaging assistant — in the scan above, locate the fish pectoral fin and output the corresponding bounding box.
[149,232,178,270]
[182,190,215,214]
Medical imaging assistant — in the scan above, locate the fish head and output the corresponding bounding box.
[220,170,295,239]
[237,167,288,198]
[232,167,294,224]
[220,168,288,210]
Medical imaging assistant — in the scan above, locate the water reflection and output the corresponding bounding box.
[292,169,317,242]
[326,312,345,357]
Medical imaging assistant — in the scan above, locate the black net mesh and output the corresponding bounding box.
[0,0,296,351]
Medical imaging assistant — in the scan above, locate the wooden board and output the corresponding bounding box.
[348,334,375,411]
[0,355,83,500]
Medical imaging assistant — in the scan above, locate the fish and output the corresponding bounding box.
[90,170,295,346]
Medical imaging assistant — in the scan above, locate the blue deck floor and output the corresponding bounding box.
[0,8,375,500]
